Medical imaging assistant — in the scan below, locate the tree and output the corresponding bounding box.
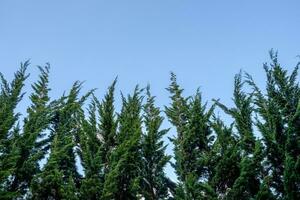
[0,62,29,199]
[1,51,300,199]
[30,81,92,200]
[78,79,118,199]
[8,64,53,197]
[140,85,171,200]
[102,86,143,200]
[246,50,300,199]
[97,78,118,175]
[209,117,240,199]
[165,73,216,200]
[215,72,262,199]
[78,100,103,200]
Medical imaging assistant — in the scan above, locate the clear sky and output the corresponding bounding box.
[1,0,300,181]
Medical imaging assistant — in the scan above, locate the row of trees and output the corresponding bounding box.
[0,51,299,199]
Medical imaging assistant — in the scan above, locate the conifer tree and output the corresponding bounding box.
[102,86,143,200]
[0,62,29,199]
[140,85,171,200]
[246,50,300,199]
[78,100,103,200]
[8,65,53,197]
[97,78,117,175]
[78,79,117,199]
[165,73,216,200]
[64,176,80,200]
[30,81,92,200]
[1,52,300,199]
[209,117,240,199]
[215,72,262,199]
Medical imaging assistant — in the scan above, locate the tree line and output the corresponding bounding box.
[0,51,299,199]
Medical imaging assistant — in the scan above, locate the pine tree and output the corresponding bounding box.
[102,86,143,200]
[30,81,92,200]
[165,73,216,200]
[140,85,171,200]
[8,65,53,197]
[0,62,29,199]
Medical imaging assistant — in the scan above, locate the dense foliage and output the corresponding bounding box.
[0,51,299,199]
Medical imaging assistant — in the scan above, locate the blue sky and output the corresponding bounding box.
[1,1,300,181]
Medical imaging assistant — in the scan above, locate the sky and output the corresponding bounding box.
[1,0,300,181]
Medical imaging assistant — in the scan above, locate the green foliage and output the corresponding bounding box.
[215,72,261,199]
[78,101,103,200]
[0,61,29,199]
[0,52,299,199]
[210,118,240,198]
[166,73,216,200]
[78,79,117,199]
[246,50,300,199]
[8,64,53,197]
[97,78,117,174]
[102,86,143,200]
[31,81,92,200]
[140,85,171,200]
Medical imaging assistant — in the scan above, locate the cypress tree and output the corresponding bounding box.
[1,52,300,199]
[246,50,300,199]
[102,86,143,200]
[30,81,92,200]
[0,62,29,199]
[255,177,276,200]
[97,78,117,175]
[165,73,216,200]
[78,79,117,199]
[215,72,262,199]
[165,72,188,199]
[8,65,52,197]
[78,100,103,200]
[209,117,240,199]
[140,85,171,200]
